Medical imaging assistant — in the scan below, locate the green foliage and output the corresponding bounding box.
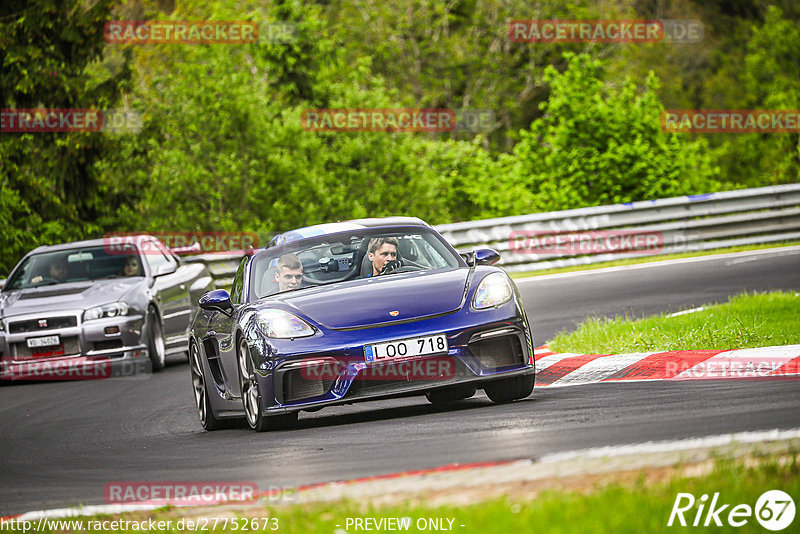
[97,0,536,238]
[0,0,131,273]
[2,0,797,277]
[714,6,800,186]
[506,53,720,211]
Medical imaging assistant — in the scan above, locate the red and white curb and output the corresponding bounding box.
[533,345,800,387]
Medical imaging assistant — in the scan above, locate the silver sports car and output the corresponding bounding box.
[0,236,214,381]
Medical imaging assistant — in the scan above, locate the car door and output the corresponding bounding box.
[143,240,193,345]
[216,256,247,395]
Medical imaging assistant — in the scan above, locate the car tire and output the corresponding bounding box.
[146,307,166,372]
[238,338,298,432]
[484,374,534,404]
[189,342,225,431]
[426,385,476,404]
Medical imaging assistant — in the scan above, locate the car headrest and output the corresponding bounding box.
[360,253,373,277]
[360,247,404,277]
[397,239,419,261]
[259,266,279,296]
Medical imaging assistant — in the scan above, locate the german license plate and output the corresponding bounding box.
[26,335,60,348]
[364,334,448,364]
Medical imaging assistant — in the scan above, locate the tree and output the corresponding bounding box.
[506,53,719,211]
[0,0,130,273]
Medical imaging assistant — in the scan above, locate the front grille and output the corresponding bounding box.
[9,316,77,334]
[282,369,333,403]
[469,335,524,370]
[93,340,124,351]
[12,336,81,360]
[346,358,464,397]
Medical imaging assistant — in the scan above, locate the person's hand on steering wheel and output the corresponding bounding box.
[378,258,403,275]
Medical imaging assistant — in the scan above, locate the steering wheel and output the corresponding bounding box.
[34,276,60,285]
[378,259,402,275]
[378,259,425,275]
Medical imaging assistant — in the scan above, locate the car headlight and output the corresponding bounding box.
[83,302,129,322]
[473,272,513,309]
[256,309,314,339]
[0,320,5,333]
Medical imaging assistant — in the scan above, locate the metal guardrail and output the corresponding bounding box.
[437,183,800,272]
[183,252,245,289]
[185,184,800,285]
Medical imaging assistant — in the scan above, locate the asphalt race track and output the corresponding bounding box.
[1,248,799,515]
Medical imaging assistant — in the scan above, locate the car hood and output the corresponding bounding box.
[0,279,142,319]
[274,268,470,330]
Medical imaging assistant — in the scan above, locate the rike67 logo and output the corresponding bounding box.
[668,490,795,530]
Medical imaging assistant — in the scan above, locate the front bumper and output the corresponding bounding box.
[244,309,535,415]
[0,309,150,381]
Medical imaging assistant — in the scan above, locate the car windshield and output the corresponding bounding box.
[3,246,145,290]
[249,227,464,300]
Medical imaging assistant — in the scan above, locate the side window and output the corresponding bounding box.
[230,257,247,305]
[143,244,169,272]
[142,240,176,273]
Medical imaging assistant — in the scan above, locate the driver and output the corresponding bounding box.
[31,258,69,284]
[274,253,304,291]
[49,260,68,282]
[366,237,399,276]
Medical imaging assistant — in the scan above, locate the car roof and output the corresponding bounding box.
[26,235,156,255]
[268,217,431,247]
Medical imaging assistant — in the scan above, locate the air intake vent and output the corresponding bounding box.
[469,335,524,370]
[93,340,124,351]
[283,369,333,403]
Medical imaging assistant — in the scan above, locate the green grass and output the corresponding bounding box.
[549,291,800,354]
[509,241,800,279]
[10,453,799,533]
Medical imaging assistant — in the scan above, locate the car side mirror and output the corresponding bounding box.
[199,289,234,316]
[0,279,5,290]
[154,263,177,277]
[473,248,501,266]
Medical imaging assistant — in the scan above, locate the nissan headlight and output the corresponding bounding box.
[83,302,129,321]
[473,272,513,309]
[257,309,314,339]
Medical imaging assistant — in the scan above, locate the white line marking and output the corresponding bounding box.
[667,306,705,317]
[516,245,800,282]
[539,428,800,463]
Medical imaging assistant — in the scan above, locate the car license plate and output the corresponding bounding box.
[364,333,448,363]
[26,335,60,348]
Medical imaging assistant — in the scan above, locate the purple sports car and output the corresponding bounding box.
[189,217,535,431]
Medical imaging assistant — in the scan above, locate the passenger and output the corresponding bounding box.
[275,253,303,291]
[121,255,141,277]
